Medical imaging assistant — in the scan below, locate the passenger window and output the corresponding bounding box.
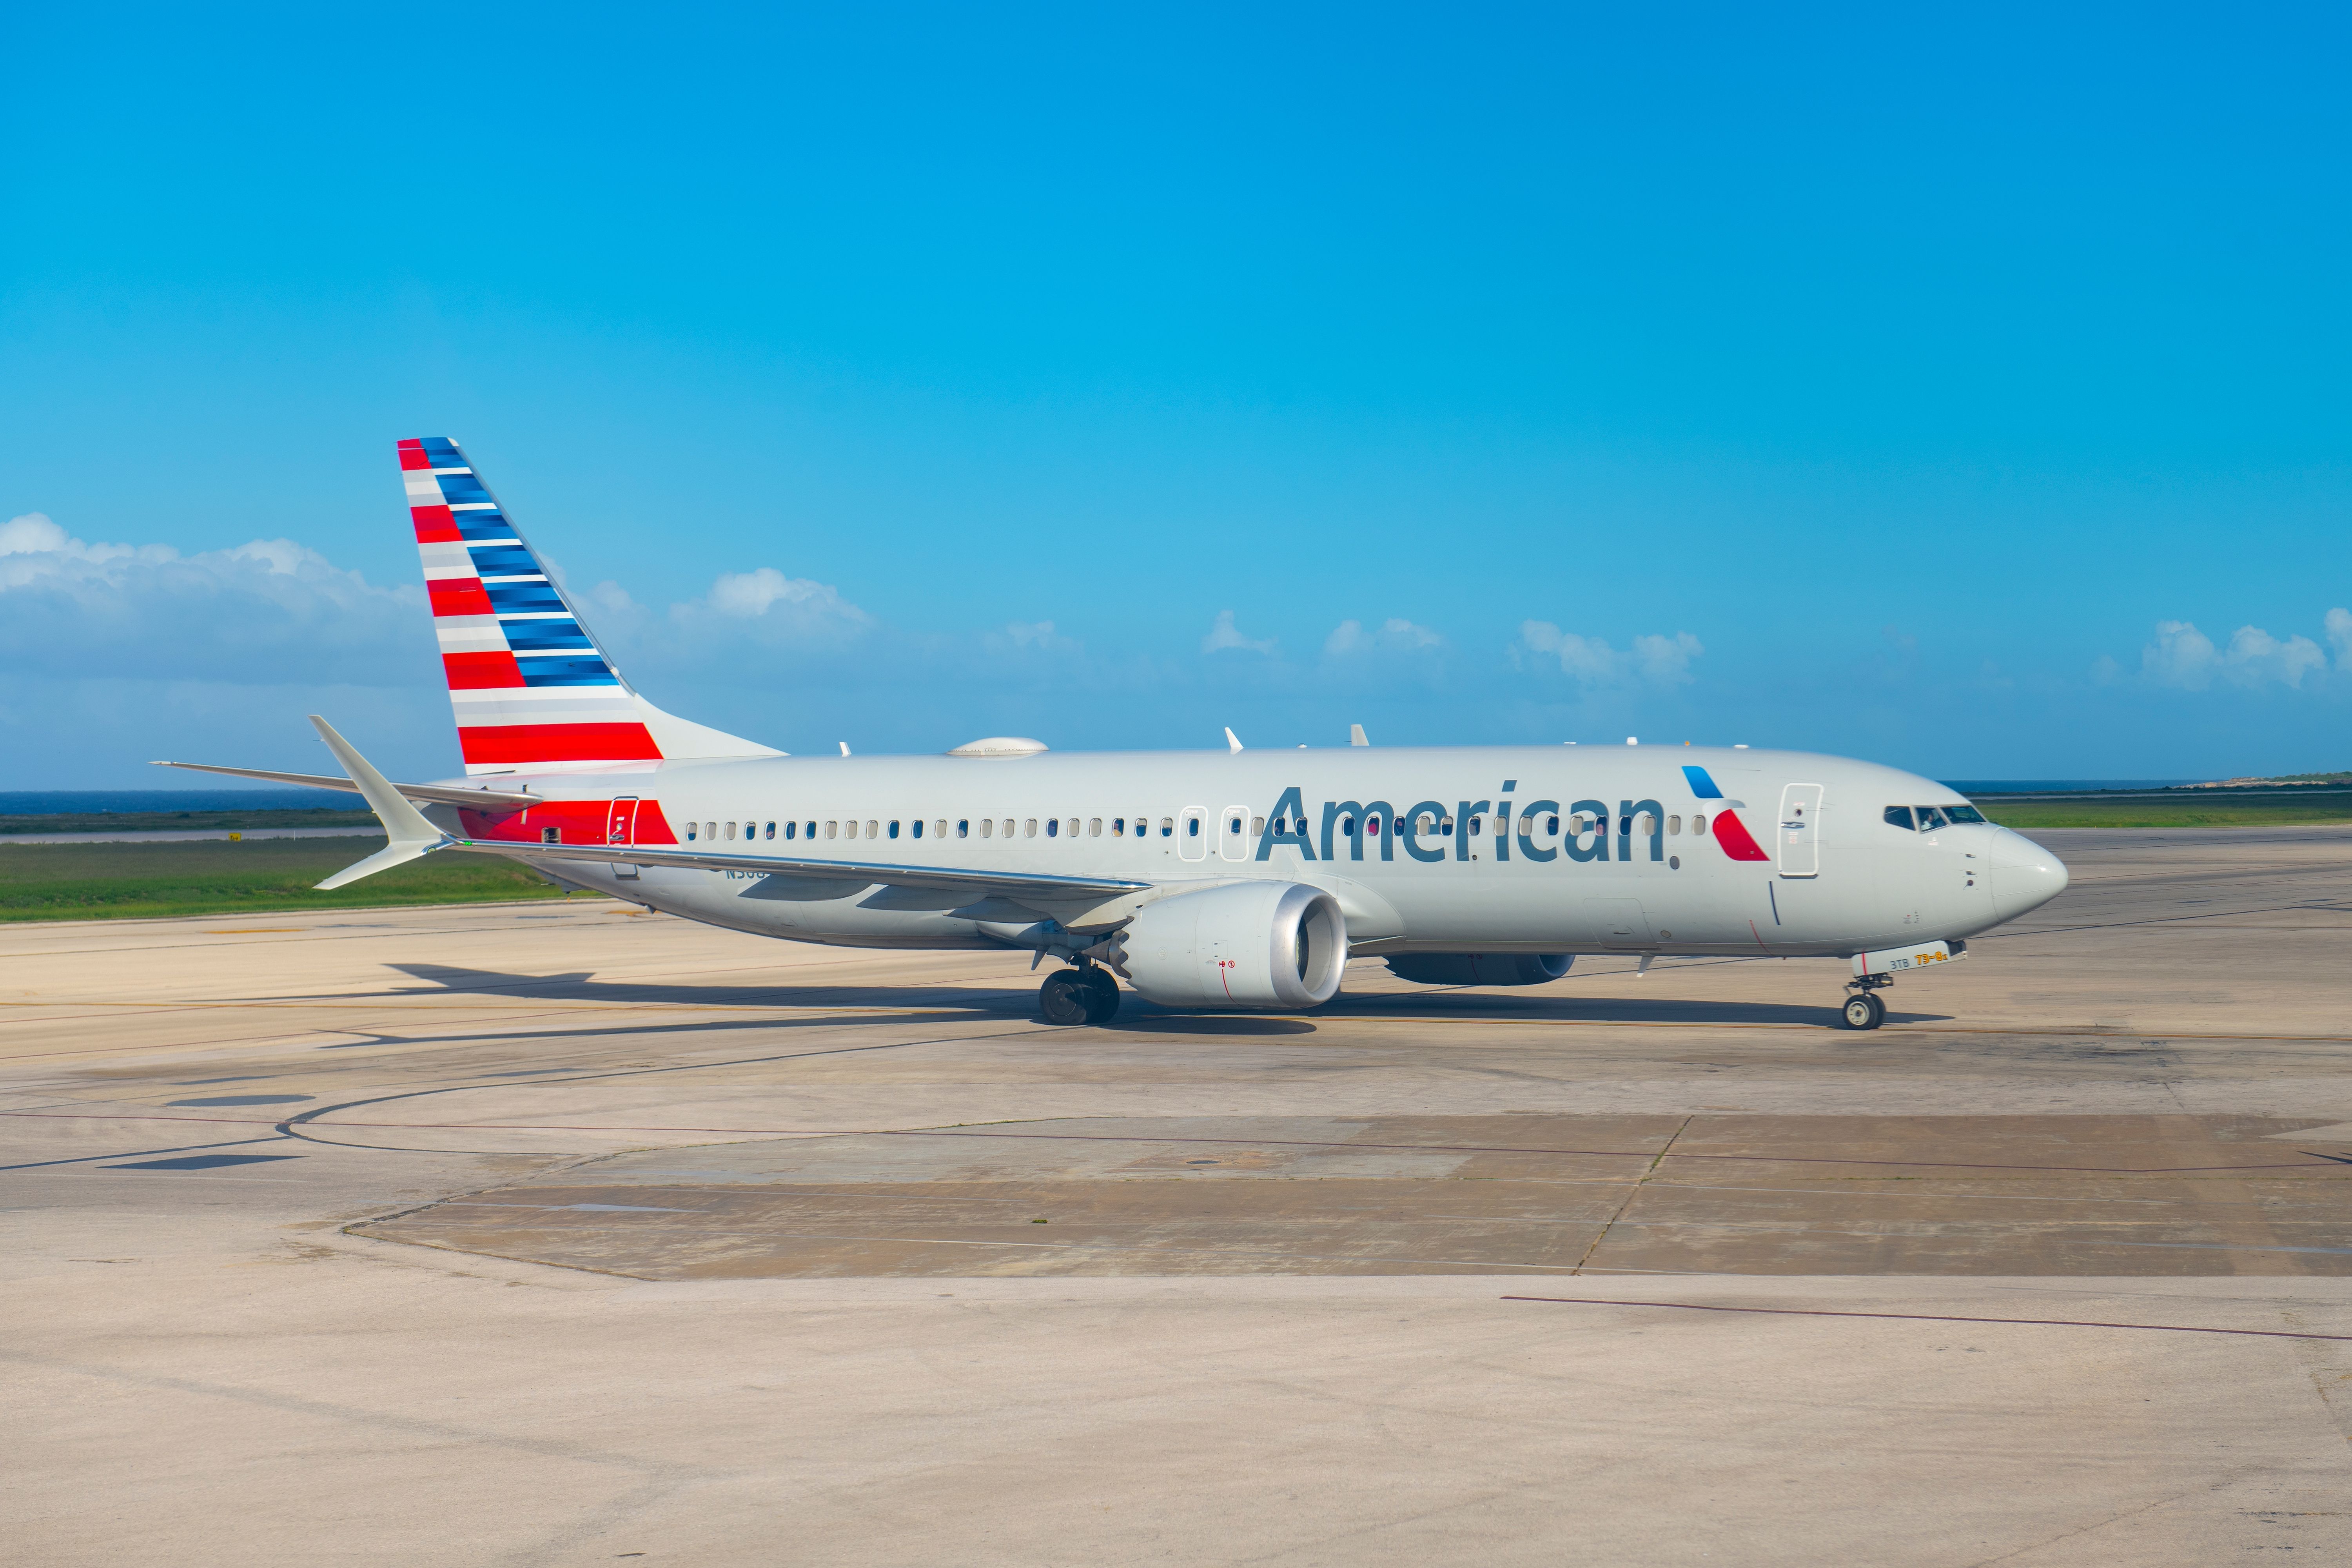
[1546,815,1560,835]
[825,821,837,839]
[911,820,923,838]
[957,819,969,838]
[1161,817,1174,837]
[845,820,858,839]
[1090,818,1102,836]
[1112,817,1125,837]
[980,819,993,838]
[1637,813,1656,837]
[784,821,796,840]
[935,819,947,838]
[1441,816,1455,834]
[1339,815,1355,836]
[804,822,815,839]
[866,820,877,838]
[1667,815,1680,835]
[1025,819,1037,837]
[1067,818,1079,837]
[888,821,900,839]
[1693,814,1707,836]
[1187,817,1200,837]
[1047,818,1058,837]
[1884,806,1914,830]
[685,824,697,841]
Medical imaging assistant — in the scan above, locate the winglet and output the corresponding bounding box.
[1225,727,1244,754]
[307,716,452,889]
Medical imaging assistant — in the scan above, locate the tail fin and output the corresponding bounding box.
[399,437,778,774]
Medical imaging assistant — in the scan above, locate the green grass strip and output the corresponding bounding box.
[0,836,585,922]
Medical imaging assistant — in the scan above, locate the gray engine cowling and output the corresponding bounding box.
[1122,881,1347,1009]
[1386,953,1573,987]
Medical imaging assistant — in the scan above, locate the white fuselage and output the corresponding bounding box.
[424,744,2068,960]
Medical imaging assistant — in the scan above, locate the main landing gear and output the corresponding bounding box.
[1840,973,1892,1030]
[1040,965,1121,1027]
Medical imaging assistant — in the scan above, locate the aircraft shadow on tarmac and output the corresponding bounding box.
[365,964,1937,1032]
[378,962,1021,1015]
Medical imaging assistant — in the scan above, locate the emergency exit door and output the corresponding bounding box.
[1777,783,1822,877]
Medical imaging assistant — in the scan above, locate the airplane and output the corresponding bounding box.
[158,436,2070,1031]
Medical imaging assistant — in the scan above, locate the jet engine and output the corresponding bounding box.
[1385,953,1572,986]
[1121,881,1347,1010]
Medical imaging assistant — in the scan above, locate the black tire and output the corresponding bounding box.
[1080,969,1122,1025]
[1841,992,1885,1031]
[1039,970,1091,1026]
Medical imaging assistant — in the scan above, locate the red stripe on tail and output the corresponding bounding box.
[443,652,525,690]
[428,578,495,617]
[458,723,663,766]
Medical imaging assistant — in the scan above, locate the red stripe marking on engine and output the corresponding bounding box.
[442,651,524,690]
[411,505,461,543]
[428,578,495,618]
[457,723,664,766]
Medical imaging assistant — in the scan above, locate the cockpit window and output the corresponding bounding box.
[1883,806,1914,830]
[1916,806,1949,830]
[1943,804,1986,824]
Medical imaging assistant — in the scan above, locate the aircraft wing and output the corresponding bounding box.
[154,760,539,813]
[453,835,1154,899]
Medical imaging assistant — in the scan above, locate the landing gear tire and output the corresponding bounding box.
[1841,991,1886,1031]
[1078,967,1121,1025]
[1040,969,1091,1027]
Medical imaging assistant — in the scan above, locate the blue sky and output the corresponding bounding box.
[6,4,2350,785]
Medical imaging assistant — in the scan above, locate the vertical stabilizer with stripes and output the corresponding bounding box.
[401,437,779,775]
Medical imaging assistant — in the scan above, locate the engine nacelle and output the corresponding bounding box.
[1122,881,1347,1010]
[1386,953,1572,987]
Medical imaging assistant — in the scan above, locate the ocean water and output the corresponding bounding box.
[1943,779,2206,795]
[0,788,355,815]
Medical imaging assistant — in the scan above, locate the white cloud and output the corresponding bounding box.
[2141,619,2325,690]
[1324,617,1444,657]
[0,512,428,684]
[1202,609,1276,655]
[2327,607,2352,669]
[669,566,871,642]
[981,619,1080,655]
[1517,621,1704,686]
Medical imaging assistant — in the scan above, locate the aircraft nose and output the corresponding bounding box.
[1987,829,2069,920]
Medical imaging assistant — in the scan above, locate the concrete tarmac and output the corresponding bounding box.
[6,826,2352,1564]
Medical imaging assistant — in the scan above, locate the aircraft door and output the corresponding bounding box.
[606,797,641,880]
[1219,805,1252,863]
[1778,783,1823,877]
[1179,806,1209,862]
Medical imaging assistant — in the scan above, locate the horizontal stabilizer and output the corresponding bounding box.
[152,759,537,813]
[454,836,1151,901]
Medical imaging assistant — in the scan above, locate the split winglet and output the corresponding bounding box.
[308,716,454,889]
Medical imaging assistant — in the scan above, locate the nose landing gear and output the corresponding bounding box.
[1040,965,1122,1026]
[1840,973,1893,1030]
